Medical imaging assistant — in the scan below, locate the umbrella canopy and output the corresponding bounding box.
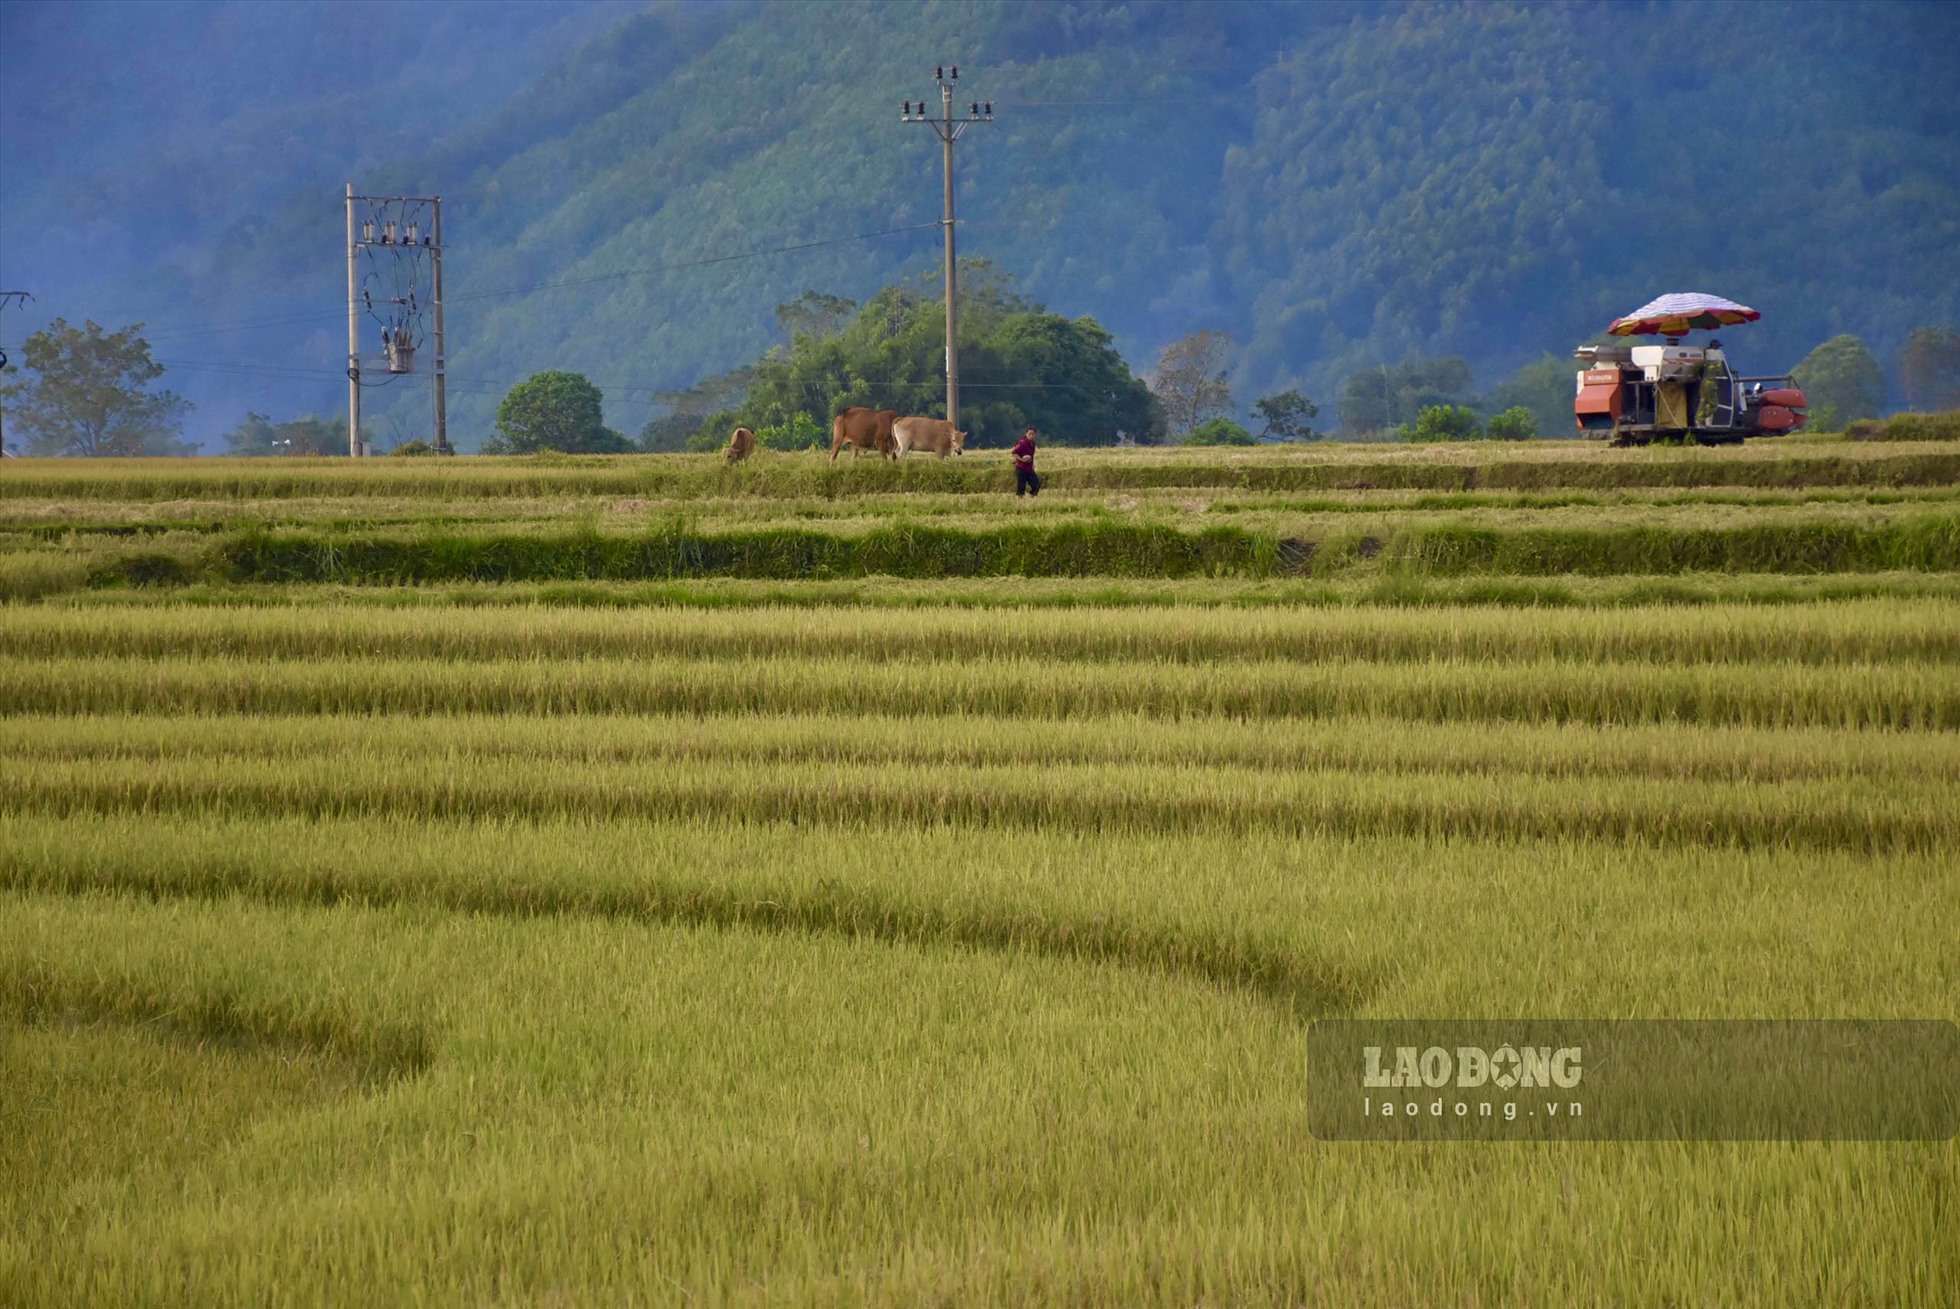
[1608,292,1761,338]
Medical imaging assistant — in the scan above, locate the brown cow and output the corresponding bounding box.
[891,416,967,459]
[829,407,899,462]
[723,426,756,463]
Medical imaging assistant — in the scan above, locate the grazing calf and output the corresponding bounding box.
[891,416,968,459]
[723,426,756,463]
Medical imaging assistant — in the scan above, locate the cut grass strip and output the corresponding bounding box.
[7,711,1954,786]
[1383,515,1960,576]
[7,597,1956,665]
[0,816,1366,1020]
[1,959,429,1082]
[23,571,1960,611]
[4,750,1950,853]
[4,448,1954,502]
[10,482,1959,537]
[2,653,1951,728]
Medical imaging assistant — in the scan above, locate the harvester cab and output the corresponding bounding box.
[1573,342,1806,445]
[1576,292,1807,445]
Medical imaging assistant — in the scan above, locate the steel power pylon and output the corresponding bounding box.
[900,66,991,433]
[345,184,447,457]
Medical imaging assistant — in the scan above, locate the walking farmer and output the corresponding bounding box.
[1012,427,1041,497]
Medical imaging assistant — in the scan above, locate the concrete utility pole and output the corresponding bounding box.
[430,196,447,455]
[0,290,34,458]
[346,185,362,457]
[346,185,446,456]
[901,67,991,432]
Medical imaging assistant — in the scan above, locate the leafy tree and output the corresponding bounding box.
[1149,330,1234,437]
[989,312,1159,445]
[1898,327,1960,413]
[1398,404,1481,442]
[641,367,754,453]
[221,412,278,455]
[0,319,193,456]
[726,267,1157,448]
[653,367,754,418]
[1395,357,1475,415]
[1252,389,1319,441]
[1337,367,1399,436]
[638,412,705,453]
[753,413,826,451]
[1792,335,1886,429]
[1338,358,1474,435]
[1181,418,1255,446]
[222,411,348,456]
[775,292,857,343]
[483,370,631,454]
[1484,354,1574,439]
[1484,406,1539,441]
[683,409,746,453]
[286,416,347,456]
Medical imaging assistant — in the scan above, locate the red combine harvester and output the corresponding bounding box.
[1573,292,1807,445]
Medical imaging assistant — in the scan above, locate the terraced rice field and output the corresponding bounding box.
[4,438,1957,1305]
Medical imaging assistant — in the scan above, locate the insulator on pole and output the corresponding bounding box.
[935,66,943,80]
[951,66,958,80]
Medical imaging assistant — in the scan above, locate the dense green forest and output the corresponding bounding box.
[8,1,1957,448]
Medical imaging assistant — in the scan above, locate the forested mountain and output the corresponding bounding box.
[5,0,1956,449]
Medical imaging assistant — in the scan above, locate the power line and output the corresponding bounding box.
[446,221,944,303]
[135,220,946,345]
[155,357,1125,396]
[994,96,1235,106]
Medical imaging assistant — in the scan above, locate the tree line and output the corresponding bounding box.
[6,303,1958,457]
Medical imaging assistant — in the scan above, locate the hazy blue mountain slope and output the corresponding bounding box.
[1220,1,1960,397]
[0,0,628,446]
[0,0,621,318]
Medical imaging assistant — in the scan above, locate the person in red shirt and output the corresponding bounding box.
[1011,427,1041,497]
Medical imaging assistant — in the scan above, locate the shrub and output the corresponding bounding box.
[1879,412,1960,442]
[684,409,745,454]
[1181,419,1256,446]
[755,413,828,451]
[1398,405,1482,442]
[1484,406,1539,441]
[390,440,438,457]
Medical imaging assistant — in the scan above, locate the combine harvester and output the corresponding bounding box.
[1574,292,1808,445]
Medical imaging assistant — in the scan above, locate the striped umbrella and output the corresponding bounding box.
[1607,292,1761,338]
